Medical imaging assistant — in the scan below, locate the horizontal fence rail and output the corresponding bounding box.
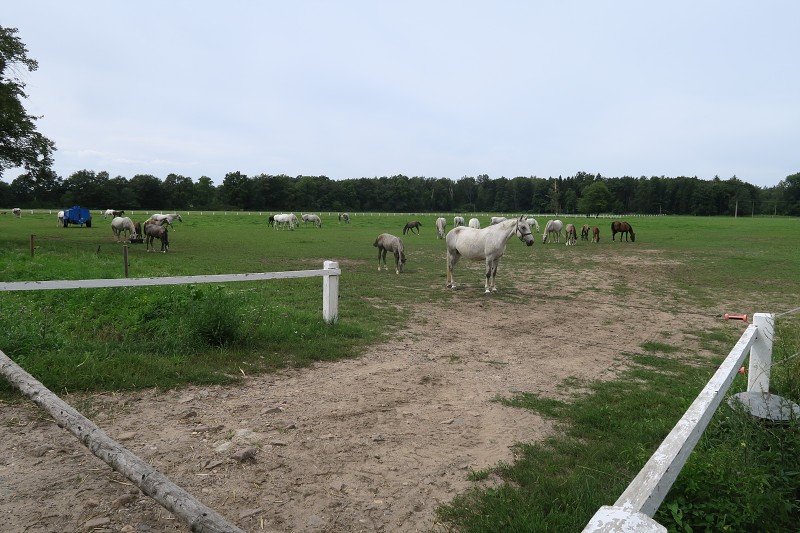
[0,261,341,324]
[582,313,775,532]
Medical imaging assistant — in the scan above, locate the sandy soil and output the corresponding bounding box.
[1,275,720,533]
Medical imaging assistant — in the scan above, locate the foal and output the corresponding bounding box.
[373,233,406,274]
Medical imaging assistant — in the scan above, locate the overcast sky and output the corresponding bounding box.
[5,1,799,188]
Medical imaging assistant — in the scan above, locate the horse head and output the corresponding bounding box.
[516,217,534,246]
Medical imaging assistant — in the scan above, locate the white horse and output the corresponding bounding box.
[542,219,563,244]
[373,233,406,274]
[453,216,465,227]
[57,210,64,227]
[435,217,447,239]
[303,214,322,227]
[103,209,115,218]
[445,216,534,293]
[111,216,137,242]
[149,213,182,227]
[526,217,540,233]
[564,223,577,246]
[468,218,481,229]
[273,213,295,230]
[490,216,507,225]
[12,207,21,218]
[338,213,350,224]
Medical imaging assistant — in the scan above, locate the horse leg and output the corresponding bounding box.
[484,258,494,293]
[393,251,400,274]
[446,251,459,288]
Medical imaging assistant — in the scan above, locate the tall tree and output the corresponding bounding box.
[0,27,56,178]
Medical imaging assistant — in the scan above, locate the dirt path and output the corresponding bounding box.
[2,285,716,532]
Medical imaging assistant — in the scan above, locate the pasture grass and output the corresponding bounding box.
[1,210,799,531]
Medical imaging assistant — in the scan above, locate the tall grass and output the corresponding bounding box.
[1,210,799,530]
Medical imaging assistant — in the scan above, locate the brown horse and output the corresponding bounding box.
[145,223,169,252]
[402,220,422,235]
[611,221,635,242]
[581,224,590,241]
[592,226,600,242]
[565,223,577,246]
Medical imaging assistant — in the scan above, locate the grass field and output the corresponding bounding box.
[1,210,799,531]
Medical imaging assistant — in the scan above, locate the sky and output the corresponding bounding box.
[4,1,799,188]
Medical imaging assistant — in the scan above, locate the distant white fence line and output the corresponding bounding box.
[0,261,341,324]
[583,313,780,532]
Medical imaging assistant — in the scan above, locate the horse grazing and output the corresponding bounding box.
[268,215,275,227]
[542,219,563,243]
[111,216,138,242]
[304,214,322,227]
[373,233,406,274]
[611,221,635,242]
[149,213,182,227]
[272,213,296,230]
[526,217,540,233]
[102,209,115,218]
[338,213,350,224]
[453,216,465,227]
[57,211,64,227]
[112,210,125,217]
[12,208,21,218]
[592,226,600,242]
[468,218,481,229]
[435,218,447,239]
[446,216,534,294]
[580,224,590,241]
[490,216,507,225]
[565,223,577,246]
[403,220,422,235]
[145,223,169,252]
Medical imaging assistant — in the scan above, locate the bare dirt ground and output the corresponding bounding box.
[2,268,723,533]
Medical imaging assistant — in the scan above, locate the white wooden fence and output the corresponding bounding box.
[0,260,341,324]
[583,312,778,532]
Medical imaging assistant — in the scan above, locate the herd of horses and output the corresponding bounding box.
[374,215,636,294]
[86,208,634,291]
[103,211,181,253]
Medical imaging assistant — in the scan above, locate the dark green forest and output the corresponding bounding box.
[3,169,800,216]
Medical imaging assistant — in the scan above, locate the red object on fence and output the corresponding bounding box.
[738,366,746,375]
[724,313,748,322]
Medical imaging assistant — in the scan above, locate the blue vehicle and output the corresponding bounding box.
[62,206,92,227]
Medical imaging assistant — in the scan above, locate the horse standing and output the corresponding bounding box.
[111,216,138,242]
[490,216,507,225]
[403,220,422,235]
[145,223,169,252]
[445,216,534,294]
[272,213,295,230]
[468,218,481,229]
[373,233,406,274]
[592,226,600,242]
[526,217,540,233]
[268,215,275,227]
[103,209,115,218]
[338,213,350,224]
[453,216,465,227]
[580,224,590,241]
[435,218,447,239]
[542,219,563,243]
[57,211,64,227]
[565,224,577,246]
[611,221,636,242]
[12,208,21,218]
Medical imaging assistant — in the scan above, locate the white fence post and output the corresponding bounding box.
[748,313,774,394]
[322,261,340,324]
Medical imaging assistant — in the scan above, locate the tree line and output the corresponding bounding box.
[2,169,799,216]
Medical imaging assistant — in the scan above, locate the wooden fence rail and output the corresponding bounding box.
[582,313,776,532]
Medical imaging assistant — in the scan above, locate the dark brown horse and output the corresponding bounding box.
[592,226,600,242]
[611,221,635,242]
[402,220,422,235]
[581,224,590,241]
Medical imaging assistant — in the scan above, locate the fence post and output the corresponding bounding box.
[123,246,129,278]
[322,261,339,324]
[30,234,35,257]
[748,313,774,394]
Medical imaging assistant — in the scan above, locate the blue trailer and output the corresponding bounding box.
[62,206,92,227]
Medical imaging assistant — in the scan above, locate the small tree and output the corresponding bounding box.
[578,181,613,216]
[0,26,56,178]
